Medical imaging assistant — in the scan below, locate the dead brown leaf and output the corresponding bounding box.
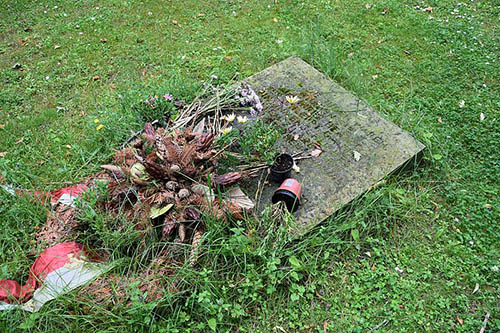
[16,138,24,144]
[197,13,205,17]
[0,124,5,129]
[310,148,322,157]
[92,75,100,81]
[424,7,433,12]
[456,316,463,326]
[172,20,178,25]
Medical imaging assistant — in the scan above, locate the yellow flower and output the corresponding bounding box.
[220,126,232,135]
[94,119,99,123]
[286,95,300,104]
[237,115,248,123]
[96,124,104,130]
[222,113,236,122]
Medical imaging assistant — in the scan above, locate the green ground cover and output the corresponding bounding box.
[0,0,498,331]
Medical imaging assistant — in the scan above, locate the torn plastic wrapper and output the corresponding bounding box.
[0,242,110,313]
[1,183,88,208]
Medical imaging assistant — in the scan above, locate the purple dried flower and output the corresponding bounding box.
[255,102,263,112]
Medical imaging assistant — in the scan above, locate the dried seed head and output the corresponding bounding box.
[166,181,179,191]
[178,188,190,199]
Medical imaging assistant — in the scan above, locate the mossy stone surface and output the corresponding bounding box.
[243,57,425,235]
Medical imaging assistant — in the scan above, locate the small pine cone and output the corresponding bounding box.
[178,223,186,242]
[180,144,196,167]
[155,134,168,160]
[162,219,177,240]
[143,122,156,144]
[189,229,204,267]
[165,140,181,163]
[196,133,214,152]
[214,172,242,187]
[184,207,201,221]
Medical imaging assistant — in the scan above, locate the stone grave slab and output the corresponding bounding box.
[242,57,425,235]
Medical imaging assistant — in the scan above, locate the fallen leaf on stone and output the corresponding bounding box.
[480,113,485,121]
[150,204,174,219]
[472,283,479,294]
[225,186,254,210]
[353,151,361,161]
[93,75,100,81]
[310,148,322,157]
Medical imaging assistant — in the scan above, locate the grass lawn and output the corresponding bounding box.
[0,0,498,331]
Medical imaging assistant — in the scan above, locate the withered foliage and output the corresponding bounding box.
[101,122,251,252]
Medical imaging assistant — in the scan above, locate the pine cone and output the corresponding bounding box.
[162,218,177,239]
[214,172,242,187]
[155,134,167,160]
[184,207,201,221]
[196,133,214,152]
[189,229,204,267]
[143,122,156,144]
[144,152,166,180]
[178,223,186,242]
